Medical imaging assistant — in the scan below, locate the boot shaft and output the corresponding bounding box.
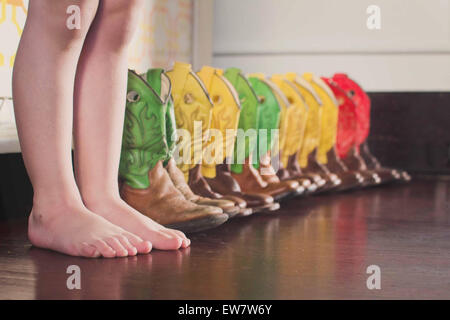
[270,75,309,168]
[302,72,339,165]
[145,69,178,161]
[285,72,323,169]
[119,70,171,189]
[322,77,358,160]
[332,73,371,150]
[197,66,241,178]
[247,75,281,169]
[166,62,214,179]
[223,68,260,174]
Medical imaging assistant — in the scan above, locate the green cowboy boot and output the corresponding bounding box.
[248,74,303,198]
[119,69,227,234]
[224,68,295,202]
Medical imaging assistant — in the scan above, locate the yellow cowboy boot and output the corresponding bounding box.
[285,72,334,191]
[198,67,278,214]
[166,62,239,216]
[301,72,342,190]
[196,66,250,216]
[270,74,317,193]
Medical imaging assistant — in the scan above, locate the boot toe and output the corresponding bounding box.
[165,213,229,234]
[237,207,253,217]
[400,171,411,182]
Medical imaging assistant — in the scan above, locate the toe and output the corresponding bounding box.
[93,239,116,258]
[80,243,101,258]
[124,233,152,254]
[105,237,128,257]
[151,230,183,250]
[168,229,191,248]
[117,235,138,256]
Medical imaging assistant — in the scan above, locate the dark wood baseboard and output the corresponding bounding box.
[367,92,450,175]
[0,153,33,220]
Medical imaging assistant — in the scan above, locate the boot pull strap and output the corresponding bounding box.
[146,68,172,105]
[197,65,216,92]
[168,62,191,107]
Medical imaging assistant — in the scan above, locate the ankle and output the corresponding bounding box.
[32,192,85,215]
[82,192,122,212]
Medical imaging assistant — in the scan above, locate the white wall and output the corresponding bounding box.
[0,0,194,153]
[212,0,450,91]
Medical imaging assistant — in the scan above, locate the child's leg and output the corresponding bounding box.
[12,0,151,257]
[72,0,189,250]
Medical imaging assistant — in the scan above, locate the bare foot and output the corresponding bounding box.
[28,201,152,258]
[86,197,191,250]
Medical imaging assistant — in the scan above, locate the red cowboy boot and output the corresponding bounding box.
[332,73,410,183]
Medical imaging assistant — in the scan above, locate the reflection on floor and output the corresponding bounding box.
[0,179,449,299]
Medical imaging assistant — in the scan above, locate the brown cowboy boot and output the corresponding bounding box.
[188,164,242,216]
[258,152,304,199]
[342,146,382,186]
[205,161,280,213]
[165,158,245,217]
[285,151,324,193]
[325,148,365,191]
[303,150,342,193]
[120,162,228,233]
[277,165,318,194]
[231,155,295,201]
[360,141,411,182]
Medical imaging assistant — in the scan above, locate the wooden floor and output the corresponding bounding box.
[0,179,449,300]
